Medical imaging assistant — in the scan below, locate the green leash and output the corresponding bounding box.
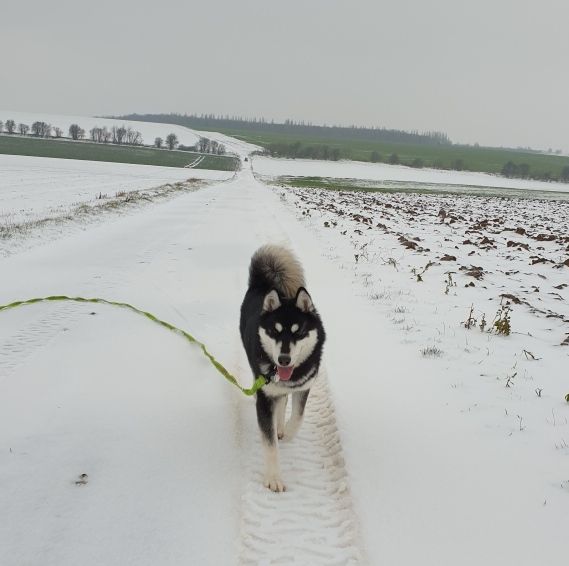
[0,295,267,396]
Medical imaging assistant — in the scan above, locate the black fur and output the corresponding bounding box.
[240,247,326,447]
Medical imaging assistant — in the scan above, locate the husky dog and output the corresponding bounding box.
[240,245,326,492]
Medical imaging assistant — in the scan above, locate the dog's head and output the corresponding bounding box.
[258,287,321,381]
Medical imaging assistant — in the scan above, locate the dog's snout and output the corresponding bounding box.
[278,354,291,366]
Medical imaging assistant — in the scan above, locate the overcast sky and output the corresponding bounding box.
[2,0,568,150]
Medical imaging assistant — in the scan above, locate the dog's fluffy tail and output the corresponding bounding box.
[248,245,305,299]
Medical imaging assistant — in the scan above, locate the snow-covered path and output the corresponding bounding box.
[2,160,568,565]
[0,167,362,564]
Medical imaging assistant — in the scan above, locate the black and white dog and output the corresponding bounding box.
[240,245,326,492]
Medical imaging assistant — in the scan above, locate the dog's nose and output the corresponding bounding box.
[278,354,291,366]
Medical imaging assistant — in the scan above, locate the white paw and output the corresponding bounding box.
[281,424,299,442]
[264,475,286,492]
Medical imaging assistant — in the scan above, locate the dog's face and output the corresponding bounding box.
[258,287,320,382]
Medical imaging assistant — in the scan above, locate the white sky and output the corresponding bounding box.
[2,0,568,151]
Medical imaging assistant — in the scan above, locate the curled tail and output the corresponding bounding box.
[248,245,305,299]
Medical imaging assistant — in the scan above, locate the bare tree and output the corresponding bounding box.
[217,143,226,155]
[69,123,83,140]
[125,127,142,145]
[18,123,30,135]
[197,137,210,153]
[0,120,3,133]
[154,137,163,148]
[5,119,16,134]
[31,121,51,137]
[166,133,178,150]
[54,127,63,138]
[31,121,42,136]
[111,125,127,144]
[90,126,111,143]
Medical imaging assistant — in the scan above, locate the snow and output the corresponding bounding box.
[0,110,262,159]
[1,157,568,565]
[191,129,261,159]
[277,182,569,565]
[254,155,569,193]
[0,154,231,225]
[0,110,200,148]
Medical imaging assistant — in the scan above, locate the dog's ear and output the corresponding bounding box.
[262,289,281,312]
[295,288,315,313]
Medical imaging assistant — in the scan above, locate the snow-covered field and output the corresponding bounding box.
[0,110,262,158]
[254,155,569,193]
[278,182,569,559]
[1,110,201,148]
[1,156,568,565]
[0,154,231,228]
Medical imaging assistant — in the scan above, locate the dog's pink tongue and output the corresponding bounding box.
[277,366,294,381]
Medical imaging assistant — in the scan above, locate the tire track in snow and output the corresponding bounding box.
[185,155,205,168]
[237,368,364,565]
[234,173,364,564]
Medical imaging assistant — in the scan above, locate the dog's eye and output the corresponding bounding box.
[292,324,306,337]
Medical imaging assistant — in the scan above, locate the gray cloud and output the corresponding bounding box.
[2,0,568,151]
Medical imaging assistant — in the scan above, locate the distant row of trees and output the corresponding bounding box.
[372,152,464,170]
[154,134,179,150]
[502,160,569,182]
[196,137,226,155]
[265,142,343,161]
[261,141,569,181]
[86,125,142,145]
[116,112,453,146]
[0,118,146,146]
[0,117,225,155]
[153,134,226,154]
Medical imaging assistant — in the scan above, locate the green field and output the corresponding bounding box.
[0,135,238,171]
[112,113,569,181]
[226,129,569,180]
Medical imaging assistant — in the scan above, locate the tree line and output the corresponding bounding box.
[259,141,569,182]
[0,118,225,155]
[502,160,569,183]
[0,118,147,146]
[264,142,343,161]
[115,112,452,146]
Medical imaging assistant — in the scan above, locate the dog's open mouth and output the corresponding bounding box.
[276,365,294,381]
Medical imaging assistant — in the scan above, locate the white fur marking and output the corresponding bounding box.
[289,329,318,367]
[260,327,318,368]
[275,322,283,332]
[291,323,299,333]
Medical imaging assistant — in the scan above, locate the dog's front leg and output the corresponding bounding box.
[283,389,310,441]
[256,390,286,492]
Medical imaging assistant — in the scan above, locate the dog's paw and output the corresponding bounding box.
[281,424,299,442]
[264,474,286,493]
